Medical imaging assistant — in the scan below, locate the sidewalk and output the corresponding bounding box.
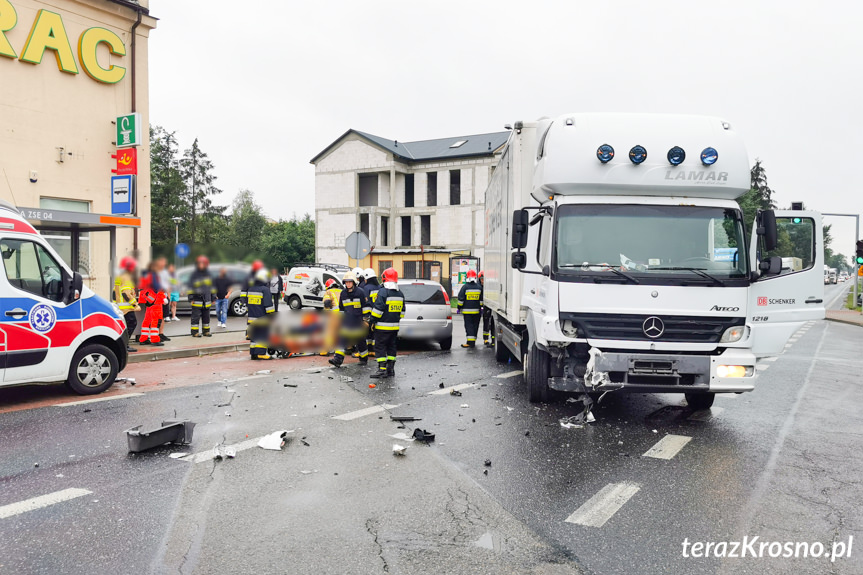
[128,330,249,363]
[826,309,863,328]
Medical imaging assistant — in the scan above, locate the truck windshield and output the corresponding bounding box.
[554,204,748,284]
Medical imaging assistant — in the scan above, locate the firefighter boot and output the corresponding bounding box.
[328,354,344,368]
[386,360,395,378]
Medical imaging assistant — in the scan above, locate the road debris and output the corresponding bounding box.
[255,369,272,375]
[390,415,421,422]
[392,444,408,456]
[412,429,435,442]
[389,432,415,441]
[369,383,376,389]
[300,469,318,475]
[300,437,311,447]
[283,383,298,388]
[125,419,196,453]
[450,389,463,397]
[168,453,187,459]
[212,444,237,460]
[484,459,492,467]
[438,383,445,389]
[258,430,293,450]
[460,404,469,409]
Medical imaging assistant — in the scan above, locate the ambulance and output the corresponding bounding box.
[0,200,128,394]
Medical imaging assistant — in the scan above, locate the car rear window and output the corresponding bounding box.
[400,283,446,305]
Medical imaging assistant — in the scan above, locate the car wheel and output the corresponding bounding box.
[288,296,302,310]
[230,298,248,317]
[526,344,552,403]
[685,392,716,410]
[439,337,452,350]
[67,344,119,395]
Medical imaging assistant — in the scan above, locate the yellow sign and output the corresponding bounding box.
[0,1,126,84]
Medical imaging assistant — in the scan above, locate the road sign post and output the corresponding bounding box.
[344,231,371,265]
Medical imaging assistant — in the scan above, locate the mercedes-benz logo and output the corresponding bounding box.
[642,316,664,338]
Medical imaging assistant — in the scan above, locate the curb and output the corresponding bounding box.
[129,342,250,363]
[825,317,863,329]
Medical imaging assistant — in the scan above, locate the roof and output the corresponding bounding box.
[310,129,510,165]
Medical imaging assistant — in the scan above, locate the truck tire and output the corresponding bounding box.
[288,295,302,310]
[685,392,716,410]
[525,344,552,403]
[67,344,119,395]
[439,337,452,351]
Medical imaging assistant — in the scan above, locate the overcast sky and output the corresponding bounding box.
[149,0,862,254]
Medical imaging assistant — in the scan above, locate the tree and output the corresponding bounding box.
[228,189,268,251]
[179,138,223,245]
[261,214,315,272]
[738,159,775,235]
[149,126,187,252]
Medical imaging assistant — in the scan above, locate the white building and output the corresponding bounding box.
[311,129,508,285]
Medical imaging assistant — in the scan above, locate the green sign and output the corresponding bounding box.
[116,113,142,148]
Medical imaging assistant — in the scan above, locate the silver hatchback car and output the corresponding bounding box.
[396,279,453,350]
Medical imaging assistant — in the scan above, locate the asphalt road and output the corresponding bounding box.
[1,313,861,574]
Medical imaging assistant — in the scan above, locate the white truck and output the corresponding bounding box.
[484,113,825,409]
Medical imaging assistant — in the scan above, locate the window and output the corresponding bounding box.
[358,174,378,207]
[401,216,411,246]
[427,172,437,207]
[1,239,64,302]
[380,216,389,247]
[323,273,342,289]
[403,261,419,279]
[404,174,414,208]
[450,140,467,149]
[378,260,393,277]
[39,198,90,276]
[360,213,370,237]
[420,215,431,245]
[763,217,816,274]
[537,212,552,267]
[449,170,461,205]
[400,282,446,304]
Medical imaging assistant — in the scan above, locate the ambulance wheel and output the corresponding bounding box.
[231,298,247,316]
[685,392,715,410]
[67,344,119,395]
[439,337,452,351]
[525,344,551,403]
[288,296,302,310]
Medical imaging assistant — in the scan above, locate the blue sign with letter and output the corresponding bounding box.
[713,247,738,262]
[111,175,135,215]
[175,243,190,259]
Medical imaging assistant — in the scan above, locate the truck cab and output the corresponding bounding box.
[486,114,825,409]
[0,201,128,394]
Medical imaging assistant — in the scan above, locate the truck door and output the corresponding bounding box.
[0,237,78,382]
[748,211,825,356]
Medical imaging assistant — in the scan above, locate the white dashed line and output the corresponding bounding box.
[642,434,692,460]
[495,370,524,379]
[179,436,263,464]
[0,488,92,519]
[565,482,641,528]
[53,393,145,407]
[428,383,476,395]
[688,407,725,422]
[716,393,739,400]
[332,404,399,421]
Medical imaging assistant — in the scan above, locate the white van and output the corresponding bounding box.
[0,201,128,394]
[283,264,348,309]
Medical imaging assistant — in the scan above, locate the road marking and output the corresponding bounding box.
[716,393,738,400]
[53,393,145,407]
[495,370,524,379]
[688,407,724,422]
[756,364,770,371]
[0,488,92,519]
[643,434,692,460]
[179,437,263,464]
[429,383,476,395]
[565,482,640,528]
[230,374,270,382]
[332,404,399,421]
[761,357,778,363]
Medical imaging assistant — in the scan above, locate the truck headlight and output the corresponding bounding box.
[719,326,748,343]
[561,319,577,338]
[716,365,754,378]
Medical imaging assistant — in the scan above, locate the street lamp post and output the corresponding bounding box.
[822,213,860,314]
[172,217,183,267]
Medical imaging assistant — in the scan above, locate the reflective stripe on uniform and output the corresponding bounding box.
[375,322,400,331]
[462,310,480,314]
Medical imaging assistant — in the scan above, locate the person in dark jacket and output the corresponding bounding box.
[240,260,265,340]
[189,255,216,337]
[247,268,275,360]
[363,268,381,356]
[457,269,482,348]
[369,268,404,379]
[328,271,370,367]
[269,268,283,312]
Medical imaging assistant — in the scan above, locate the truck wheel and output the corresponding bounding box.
[685,392,715,410]
[288,296,302,310]
[525,344,551,403]
[439,337,452,351]
[231,298,247,316]
[67,344,119,395]
[494,323,513,363]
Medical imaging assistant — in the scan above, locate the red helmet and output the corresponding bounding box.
[196,255,209,266]
[466,269,478,281]
[382,268,398,284]
[251,259,264,272]
[120,256,137,272]
[325,278,336,289]
[478,270,484,279]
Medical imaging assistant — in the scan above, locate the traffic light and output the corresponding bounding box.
[856,240,863,265]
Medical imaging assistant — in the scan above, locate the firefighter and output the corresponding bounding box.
[189,255,215,337]
[457,269,482,348]
[240,260,265,341]
[369,267,404,379]
[328,270,370,368]
[137,263,167,346]
[247,268,275,360]
[114,256,140,352]
[320,278,342,356]
[363,268,380,355]
[479,271,493,345]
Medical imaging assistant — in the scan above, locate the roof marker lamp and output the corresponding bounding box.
[629,145,647,165]
[667,146,686,166]
[700,147,718,165]
[596,144,614,163]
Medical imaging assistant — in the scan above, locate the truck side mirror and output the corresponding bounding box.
[757,210,778,252]
[511,209,529,249]
[758,256,782,277]
[511,252,526,270]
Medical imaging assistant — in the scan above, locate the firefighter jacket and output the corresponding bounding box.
[189,268,216,304]
[370,287,405,331]
[247,282,275,324]
[322,287,342,311]
[114,271,137,312]
[364,281,381,304]
[338,287,370,329]
[457,282,483,314]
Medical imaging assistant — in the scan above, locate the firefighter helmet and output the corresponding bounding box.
[364,268,377,279]
[120,256,137,272]
[352,267,365,280]
[343,271,357,285]
[255,268,270,283]
[381,268,398,284]
[325,278,337,289]
[466,269,478,282]
[251,259,264,272]
[196,255,210,267]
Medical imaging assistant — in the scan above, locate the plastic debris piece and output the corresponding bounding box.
[225,411,231,416]
[83,409,91,413]
[255,370,272,375]
[483,469,488,475]
[484,459,492,467]
[299,469,318,475]
[559,415,587,429]
[586,412,596,423]
[450,389,462,397]
[55,474,64,478]
[258,429,293,451]
[369,383,376,389]
[300,438,310,447]
[412,429,435,442]
[652,429,658,433]
[283,383,298,388]
[460,404,469,408]
[389,432,415,441]
[505,407,514,412]
[390,415,421,422]
[169,453,187,459]
[224,447,237,459]
[439,383,445,388]
[125,420,196,453]
[34,463,39,468]
[392,444,408,456]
